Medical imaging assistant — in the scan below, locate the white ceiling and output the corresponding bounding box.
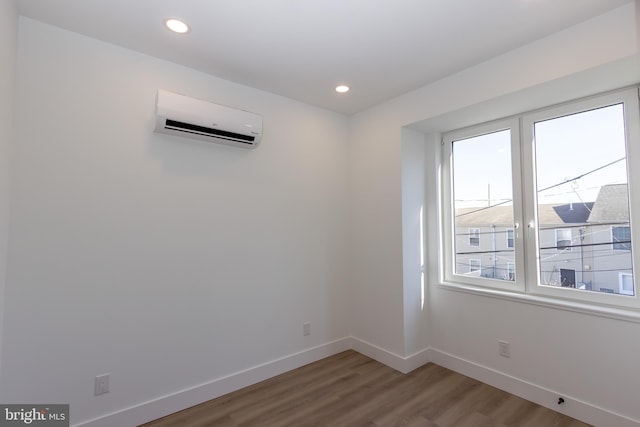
[16,0,634,115]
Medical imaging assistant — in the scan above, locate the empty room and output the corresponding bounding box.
[0,1,639,426]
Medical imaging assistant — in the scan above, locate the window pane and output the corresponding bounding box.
[533,104,634,296]
[506,229,514,248]
[469,259,481,275]
[612,226,631,251]
[452,130,515,281]
[555,229,572,251]
[507,263,515,281]
[469,228,480,246]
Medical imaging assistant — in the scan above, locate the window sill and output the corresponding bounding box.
[435,281,640,324]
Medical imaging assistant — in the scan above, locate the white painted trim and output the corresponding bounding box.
[74,337,637,427]
[74,338,351,427]
[429,348,640,427]
[348,337,430,374]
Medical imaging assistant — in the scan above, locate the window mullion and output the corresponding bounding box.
[519,115,539,294]
[509,117,526,291]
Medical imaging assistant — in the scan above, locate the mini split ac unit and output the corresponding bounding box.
[154,89,262,148]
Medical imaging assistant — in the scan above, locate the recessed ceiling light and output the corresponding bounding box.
[335,85,350,93]
[165,18,190,34]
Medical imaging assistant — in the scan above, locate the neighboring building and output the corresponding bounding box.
[455,203,520,281]
[586,184,633,294]
[455,184,633,295]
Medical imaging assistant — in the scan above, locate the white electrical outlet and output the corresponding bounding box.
[303,322,311,336]
[498,341,511,358]
[95,374,110,396]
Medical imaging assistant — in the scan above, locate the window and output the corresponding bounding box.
[506,228,514,248]
[443,122,521,288]
[619,273,634,295]
[469,259,481,275]
[554,229,572,251]
[442,88,640,308]
[468,228,480,247]
[507,262,515,281]
[612,226,631,251]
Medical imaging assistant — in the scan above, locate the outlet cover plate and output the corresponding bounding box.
[95,374,110,396]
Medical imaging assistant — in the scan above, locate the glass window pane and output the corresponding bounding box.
[555,229,572,251]
[612,226,631,251]
[469,228,480,246]
[506,229,514,248]
[469,259,481,275]
[507,262,515,281]
[452,130,515,281]
[533,104,634,296]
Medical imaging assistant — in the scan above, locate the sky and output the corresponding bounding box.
[534,103,626,204]
[452,103,628,210]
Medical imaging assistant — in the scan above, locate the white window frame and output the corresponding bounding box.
[521,88,639,308]
[441,87,640,309]
[442,118,525,292]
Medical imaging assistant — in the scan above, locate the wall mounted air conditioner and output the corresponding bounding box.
[154,89,262,148]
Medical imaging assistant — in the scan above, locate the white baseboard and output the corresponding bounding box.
[428,348,640,427]
[74,337,351,427]
[348,337,430,374]
[74,339,639,427]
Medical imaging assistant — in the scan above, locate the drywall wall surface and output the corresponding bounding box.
[0,0,17,386]
[430,288,640,422]
[2,17,350,424]
[348,115,405,355]
[349,2,640,422]
[400,127,428,356]
[397,2,638,128]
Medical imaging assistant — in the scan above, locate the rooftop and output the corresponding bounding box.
[456,184,628,226]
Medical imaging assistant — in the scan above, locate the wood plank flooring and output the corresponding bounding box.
[140,350,590,427]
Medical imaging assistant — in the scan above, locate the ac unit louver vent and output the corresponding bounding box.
[164,119,256,145]
[154,90,262,148]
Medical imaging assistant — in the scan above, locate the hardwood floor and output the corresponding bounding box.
[141,350,590,427]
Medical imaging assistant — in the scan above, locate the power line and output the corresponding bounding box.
[455,199,512,217]
[539,184,603,199]
[456,249,515,256]
[538,240,631,251]
[454,157,626,218]
[455,260,633,275]
[537,157,625,193]
[540,268,633,273]
[456,240,632,257]
[538,221,629,230]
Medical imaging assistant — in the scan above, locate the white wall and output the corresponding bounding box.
[400,128,428,357]
[0,0,17,382]
[351,2,640,425]
[1,17,350,425]
[348,115,405,356]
